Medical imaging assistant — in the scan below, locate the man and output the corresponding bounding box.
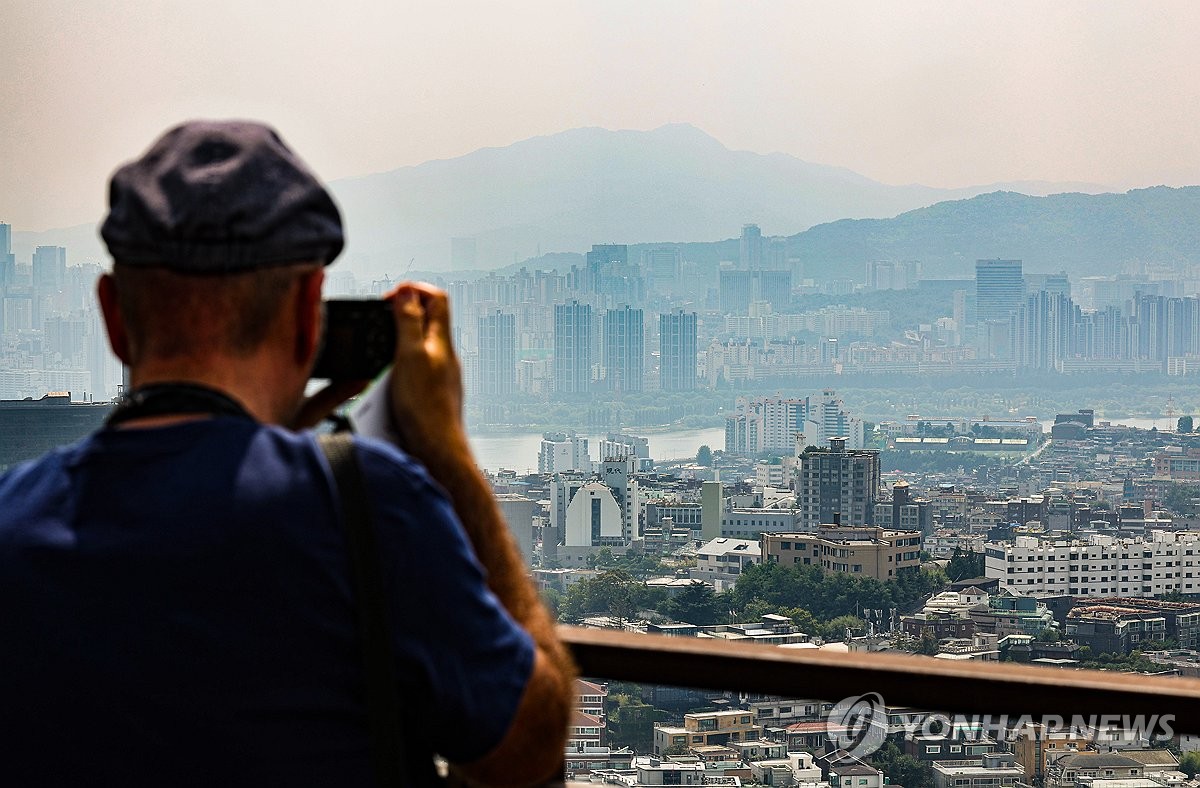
[0,121,575,785]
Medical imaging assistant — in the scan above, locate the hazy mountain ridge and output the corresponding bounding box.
[325,123,1109,276]
[785,186,1200,279]
[9,124,1144,276]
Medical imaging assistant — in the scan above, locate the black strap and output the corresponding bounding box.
[318,432,411,787]
[106,382,255,428]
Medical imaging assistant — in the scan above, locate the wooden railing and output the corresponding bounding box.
[560,626,1200,732]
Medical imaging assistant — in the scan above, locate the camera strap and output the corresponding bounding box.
[106,382,255,428]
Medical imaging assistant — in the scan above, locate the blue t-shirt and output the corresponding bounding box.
[0,418,534,785]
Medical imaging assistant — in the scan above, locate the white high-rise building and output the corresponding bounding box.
[724,391,863,455]
[538,432,590,474]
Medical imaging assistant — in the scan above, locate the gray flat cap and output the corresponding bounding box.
[100,120,344,272]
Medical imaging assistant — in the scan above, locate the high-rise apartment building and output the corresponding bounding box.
[795,437,881,529]
[554,301,592,394]
[31,245,66,329]
[724,391,864,455]
[0,223,13,289]
[1012,290,1079,371]
[477,310,517,395]
[659,310,697,391]
[975,259,1024,324]
[603,306,644,393]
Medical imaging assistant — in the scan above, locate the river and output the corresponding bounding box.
[467,427,727,473]
[467,414,1181,474]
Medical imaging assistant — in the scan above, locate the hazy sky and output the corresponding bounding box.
[2,1,1199,231]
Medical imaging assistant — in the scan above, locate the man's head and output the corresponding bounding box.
[98,121,343,418]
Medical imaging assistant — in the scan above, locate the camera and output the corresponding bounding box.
[311,299,396,380]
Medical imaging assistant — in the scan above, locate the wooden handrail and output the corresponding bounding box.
[560,626,1200,732]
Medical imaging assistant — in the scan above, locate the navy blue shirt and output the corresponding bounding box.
[0,418,534,785]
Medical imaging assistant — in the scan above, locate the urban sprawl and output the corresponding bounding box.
[9,223,1200,785]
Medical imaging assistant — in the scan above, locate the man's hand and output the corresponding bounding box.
[290,379,371,430]
[384,281,576,783]
[384,282,469,466]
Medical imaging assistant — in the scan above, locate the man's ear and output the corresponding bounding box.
[97,273,133,365]
[295,268,325,366]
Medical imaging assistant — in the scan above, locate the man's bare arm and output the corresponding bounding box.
[385,283,577,785]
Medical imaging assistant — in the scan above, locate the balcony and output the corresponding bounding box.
[559,625,1200,729]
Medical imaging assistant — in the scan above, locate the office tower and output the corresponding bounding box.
[31,246,67,328]
[953,289,967,327]
[477,310,517,395]
[0,223,13,289]
[719,269,752,314]
[765,237,788,268]
[450,237,477,270]
[553,300,592,394]
[796,437,881,529]
[585,244,627,294]
[975,259,1024,324]
[754,269,792,310]
[603,306,644,393]
[659,310,697,391]
[642,247,681,292]
[739,224,762,269]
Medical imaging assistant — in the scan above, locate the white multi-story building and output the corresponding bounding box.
[538,431,590,473]
[725,390,863,455]
[985,531,1200,597]
[564,482,624,548]
[693,537,761,591]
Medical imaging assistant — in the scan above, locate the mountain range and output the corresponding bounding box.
[12,124,1195,280]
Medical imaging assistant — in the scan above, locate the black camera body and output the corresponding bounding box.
[311,299,396,380]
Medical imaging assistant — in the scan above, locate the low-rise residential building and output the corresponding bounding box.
[906,733,999,762]
[933,633,1000,661]
[633,755,706,785]
[749,699,832,728]
[748,751,823,786]
[1047,753,1143,788]
[563,745,635,777]
[699,614,812,645]
[1010,723,1093,781]
[1066,605,1168,655]
[653,710,762,755]
[570,710,605,749]
[761,526,922,580]
[985,531,1200,598]
[693,537,761,591]
[828,761,885,788]
[971,594,1058,637]
[932,754,1024,788]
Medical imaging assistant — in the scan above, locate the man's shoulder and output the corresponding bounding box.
[303,428,447,503]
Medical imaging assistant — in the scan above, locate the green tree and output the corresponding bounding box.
[872,741,935,788]
[821,614,867,641]
[559,570,640,623]
[945,547,985,581]
[916,630,940,655]
[1180,751,1200,778]
[1180,415,1195,434]
[664,581,725,625]
[696,445,713,466]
